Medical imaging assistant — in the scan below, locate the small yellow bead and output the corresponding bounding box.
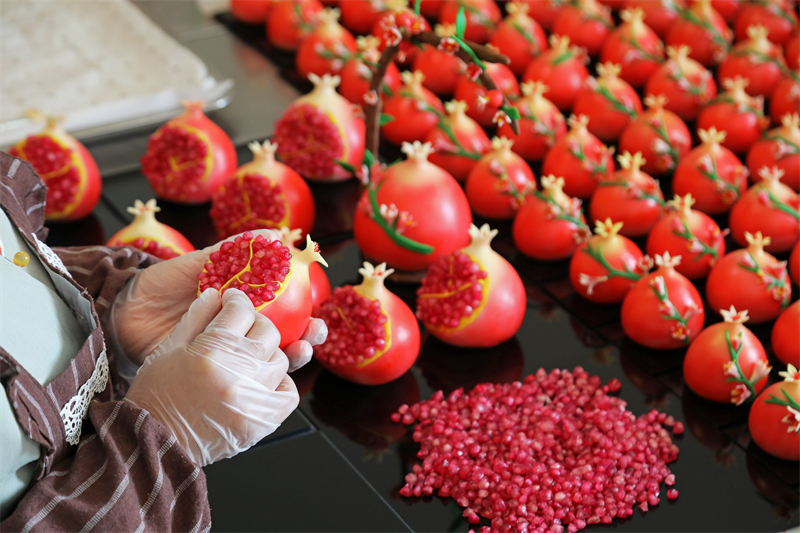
[13,251,30,268]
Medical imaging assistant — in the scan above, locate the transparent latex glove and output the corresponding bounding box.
[125,288,299,467]
[110,229,326,371]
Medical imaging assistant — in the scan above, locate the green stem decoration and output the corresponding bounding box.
[531,189,589,230]
[649,275,693,345]
[671,218,720,260]
[739,250,790,306]
[583,242,643,281]
[723,331,760,401]
[766,190,800,221]
[679,7,730,54]
[697,156,741,200]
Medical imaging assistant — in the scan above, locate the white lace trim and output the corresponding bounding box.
[32,234,72,279]
[59,345,109,445]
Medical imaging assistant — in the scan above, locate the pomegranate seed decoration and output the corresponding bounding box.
[10,113,102,221]
[198,231,327,349]
[706,231,792,324]
[417,224,526,348]
[278,227,331,309]
[313,261,420,385]
[141,101,237,204]
[273,73,366,182]
[106,199,195,260]
[397,367,681,531]
[210,140,315,240]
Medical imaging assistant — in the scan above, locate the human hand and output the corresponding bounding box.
[111,229,326,369]
[125,288,299,466]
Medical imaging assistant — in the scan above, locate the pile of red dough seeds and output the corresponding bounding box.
[393,367,682,533]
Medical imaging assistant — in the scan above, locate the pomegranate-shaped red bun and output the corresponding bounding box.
[569,219,649,304]
[339,0,384,35]
[438,0,501,45]
[773,302,800,367]
[589,151,665,238]
[417,224,526,348]
[413,24,467,97]
[453,62,520,129]
[792,240,800,285]
[552,0,614,58]
[621,252,705,350]
[107,199,195,259]
[748,371,800,461]
[718,25,786,98]
[382,70,445,146]
[601,8,665,89]
[512,175,592,261]
[230,0,272,23]
[273,73,365,182]
[542,114,615,199]
[697,77,769,155]
[523,0,564,32]
[706,232,792,324]
[267,0,323,52]
[748,113,800,193]
[672,127,748,215]
[279,227,331,309]
[729,167,800,254]
[666,0,732,67]
[734,0,798,47]
[354,141,472,271]
[711,0,739,24]
[466,137,536,220]
[198,232,328,350]
[296,8,357,79]
[623,0,686,40]
[618,94,692,176]
[141,101,236,204]
[498,81,566,162]
[646,193,727,280]
[210,141,315,239]
[572,62,643,143]
[488,2,548,77]
[339,36,402,106]
[645,45,717,121]
[426,100,491,183]
[522,35,590,112]
[313,262,420,385]
[9,115,101,221]
[683,306,770,405]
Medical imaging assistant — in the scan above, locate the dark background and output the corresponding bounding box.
[42,2,799,531]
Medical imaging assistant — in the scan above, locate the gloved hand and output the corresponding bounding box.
[110,229,327,372]
[125,288,299,467]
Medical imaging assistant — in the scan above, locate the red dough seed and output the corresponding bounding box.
[416,252,487,328]
[10,136,81,215]
[273,103,345,179]
[141,125,209,200]
[125,237,180,260]
[210,173,288,238]
[396,367,680,533]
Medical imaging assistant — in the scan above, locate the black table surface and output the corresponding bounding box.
[42,3,799,532]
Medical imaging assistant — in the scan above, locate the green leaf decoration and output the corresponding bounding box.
[503,105,520,121]
[363,149,375,168]
[335,160,356,173]
[414,0,421,17]
[380,113,395,125]
[455,7,467,39]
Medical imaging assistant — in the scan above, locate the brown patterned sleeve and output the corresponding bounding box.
[0,400,211,533]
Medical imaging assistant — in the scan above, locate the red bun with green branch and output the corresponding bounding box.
[601,7,665,88]
[718,25,787,98]
[465,137,536,220]
[230,0,272,23]
[339,36,402,106]
[697,76,769,155]
[646,193,727,280]
[197,231,328,350]
[425,100,491,182]
[140,101,237,204]
[618,94,692,176]
[417,224,526,348]
[734,0,798,47]
[665,0,732,67]
[521,0,564,32]
[488,1,548,77]
[747,113,800,192]
[412,24,467,96]
[589,151,666,238]
[672,127,748,215]
[706,231,792,324]
[382,70,445,145]
[569,218,650,304]
[9,113,101,221]
[770,68,800,125]
[313,262,420,385]
[729,166,800,254]
[710,0,740,24]
[267,0,323,52]
[748,365,800,461]
[683,306,770,405]
[278,227,331,309]
[438,0,501,45]
[351,142,472,272]
[210,141,315,240]
[572,62,643,143]
[295,8,357,79]
[498,81,566,162]
[339,0,386,35]
[273,73,365,182]
[622,0,685,40]
[542,114,615,199]
[551,0,615,58]
[644,45,717,121]
[523,35,590,112]
[621,252,705,350]
[773,302,800,367]
[453,62,520,128]
[512,174,591,261]
[107,199,195,260]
